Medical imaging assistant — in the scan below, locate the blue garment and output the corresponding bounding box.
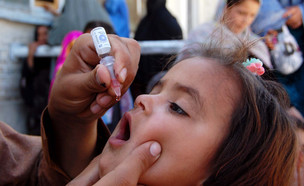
[252,0,304,115]
[279,0,304,18]
[105,0,130,37]
[251,0,304,36]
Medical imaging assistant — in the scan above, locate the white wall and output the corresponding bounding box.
[0,19,34,133]
[167,0,220,38]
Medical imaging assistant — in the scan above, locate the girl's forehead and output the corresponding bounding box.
[167,57,238,92]
[170,57,223,76]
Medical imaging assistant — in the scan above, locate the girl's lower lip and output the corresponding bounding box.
[108,136,127,148]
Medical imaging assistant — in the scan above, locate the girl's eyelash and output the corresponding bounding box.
[169,102,189,116]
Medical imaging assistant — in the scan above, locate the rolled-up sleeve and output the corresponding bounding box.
[0,107,110,185]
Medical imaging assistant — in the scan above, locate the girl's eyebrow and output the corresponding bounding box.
[157,79,203,112]
[173,82,203,112]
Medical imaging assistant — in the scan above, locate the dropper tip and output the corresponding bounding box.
[113,87,121,101]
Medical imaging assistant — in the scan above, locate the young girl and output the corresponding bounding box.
[0,33,296,185]
[52,34,297,185]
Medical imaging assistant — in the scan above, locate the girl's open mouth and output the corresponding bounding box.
[108,113,131,147]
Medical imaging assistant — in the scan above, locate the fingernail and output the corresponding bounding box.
[119,68,127,83]
[96,66,102,85]
[91,103,101,114]
[99,95,112,106]
[100,83,106,88]
[150,142,161,157]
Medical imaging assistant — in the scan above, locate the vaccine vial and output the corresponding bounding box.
[100,56,121,101]
[91,27,111,57]
[91,27,121,101]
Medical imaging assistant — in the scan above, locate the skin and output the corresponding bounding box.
[68,141,161,186]
[294,129,304,185]
[48,34,140,177]
[297,129,304,167]
[265,29,278,50]
[225,0,260,34]
[27,26,48,68]
[98,57,242,185]
[283,6,303,29]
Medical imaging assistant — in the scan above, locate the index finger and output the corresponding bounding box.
[108,35,140,84]
[94,141,161,186]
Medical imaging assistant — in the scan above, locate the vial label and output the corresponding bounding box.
[91,27,111,56]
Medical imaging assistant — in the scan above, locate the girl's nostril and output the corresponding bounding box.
[139,101,145,110]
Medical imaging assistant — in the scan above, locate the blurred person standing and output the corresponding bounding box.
[20,25,51,135]
[131,0,183,99]
[104,0,130,38]
[46,0,112,45]
[187,0,272,71]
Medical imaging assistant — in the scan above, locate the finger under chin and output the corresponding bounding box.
[95,142,161,186]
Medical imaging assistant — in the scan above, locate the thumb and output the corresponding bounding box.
[78,64,112,93]
[94,141,161,186]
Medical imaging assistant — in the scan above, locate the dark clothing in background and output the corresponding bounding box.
[20,57,51,135]
[132,0,183,99]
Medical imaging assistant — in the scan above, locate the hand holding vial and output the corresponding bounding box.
[48,31,140,127]
[91,27,121,101]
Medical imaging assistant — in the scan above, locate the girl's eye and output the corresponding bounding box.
[169,102,188,116]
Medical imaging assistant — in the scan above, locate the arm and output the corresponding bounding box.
[48,34,140,178]
[283,4,304,29]
[27,42,39,69]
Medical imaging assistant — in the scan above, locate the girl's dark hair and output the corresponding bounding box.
[176,33,296,185]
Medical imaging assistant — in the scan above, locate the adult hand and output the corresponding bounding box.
[47,33,140,178]
[67,141,162,186]
[283,6,303,29]
[265,30,278,50]
[49,33,140,125]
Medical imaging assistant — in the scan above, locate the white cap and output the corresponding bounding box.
[91,27,111,57]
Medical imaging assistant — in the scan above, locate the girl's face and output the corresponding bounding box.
[225,0,260,34]
[99,57,241,185]
[297,129,304,167]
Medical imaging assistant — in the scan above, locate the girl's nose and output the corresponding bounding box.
[134,94,153,115]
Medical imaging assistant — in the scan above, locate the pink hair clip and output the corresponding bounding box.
[242,58,265,76]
